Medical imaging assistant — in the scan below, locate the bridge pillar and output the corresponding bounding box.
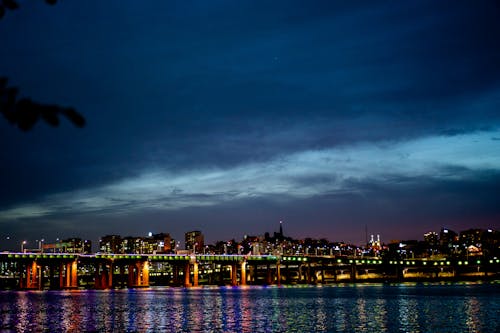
[218,265,224,285]
[60,261,78,289]
[240,261,246,286]
[49,264,56,289]
[119,265,126,287]
[184,262,191,288]
[108,263,113,287]
[184,262,191,287]
[397,265,405,281]
[251,264,257,284]
[350,263,357,282]
[94,263,101,289]
[266,264,272,285]
[193,262,199,287]
[207,263,214,284]
[59,263,64,288]
[172,264,180,286]
[307,263,312,284]
[95,262,114,289]
[128,261,149,288]
[230,263,237,286]
[276,261,281,286]
[20,261,40,289]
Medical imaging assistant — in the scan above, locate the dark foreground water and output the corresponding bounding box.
[0,282,498,332]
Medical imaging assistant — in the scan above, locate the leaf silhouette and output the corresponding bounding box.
[61,107,85,128]
[1,77,86,131]
[1,1,60,20]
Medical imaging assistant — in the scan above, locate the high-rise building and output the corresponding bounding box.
[61,238,92,254]
[99,235,122,253]
[439,228,458,253]
[149,233,175,253]
[459,229,485,247]
[185,230,204,253]
[121,236,144,254]
[424,231,438,246]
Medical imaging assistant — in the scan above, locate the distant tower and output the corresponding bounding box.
[279,220,283,237]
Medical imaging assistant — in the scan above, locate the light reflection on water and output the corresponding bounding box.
[0,282,498,332]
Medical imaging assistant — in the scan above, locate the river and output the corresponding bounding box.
[0,282,498,332]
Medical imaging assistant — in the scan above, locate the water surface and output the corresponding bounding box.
[0,282,498,332]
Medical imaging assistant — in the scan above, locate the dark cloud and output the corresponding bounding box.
[1,1,499,247]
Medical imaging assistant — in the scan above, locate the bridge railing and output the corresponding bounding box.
[1,252,499,266]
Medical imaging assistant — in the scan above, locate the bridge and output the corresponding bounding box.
[0,252,498,290]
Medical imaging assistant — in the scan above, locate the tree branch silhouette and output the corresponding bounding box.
[1,0,85,131]
[1,78,85,130]
[1,0,57,19]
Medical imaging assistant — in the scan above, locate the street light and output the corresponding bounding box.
[21,240,27,253]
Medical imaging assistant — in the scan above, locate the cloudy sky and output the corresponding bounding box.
[1,1,499,249]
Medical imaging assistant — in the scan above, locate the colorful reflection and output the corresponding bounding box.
[0,283,497,332]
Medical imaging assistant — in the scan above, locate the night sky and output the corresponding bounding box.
[1,1,499,250]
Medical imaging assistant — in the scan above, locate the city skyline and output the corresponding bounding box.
[4,222,496,254]
[1,1,500,249]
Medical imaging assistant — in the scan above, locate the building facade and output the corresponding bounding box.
[185,230,204,253]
